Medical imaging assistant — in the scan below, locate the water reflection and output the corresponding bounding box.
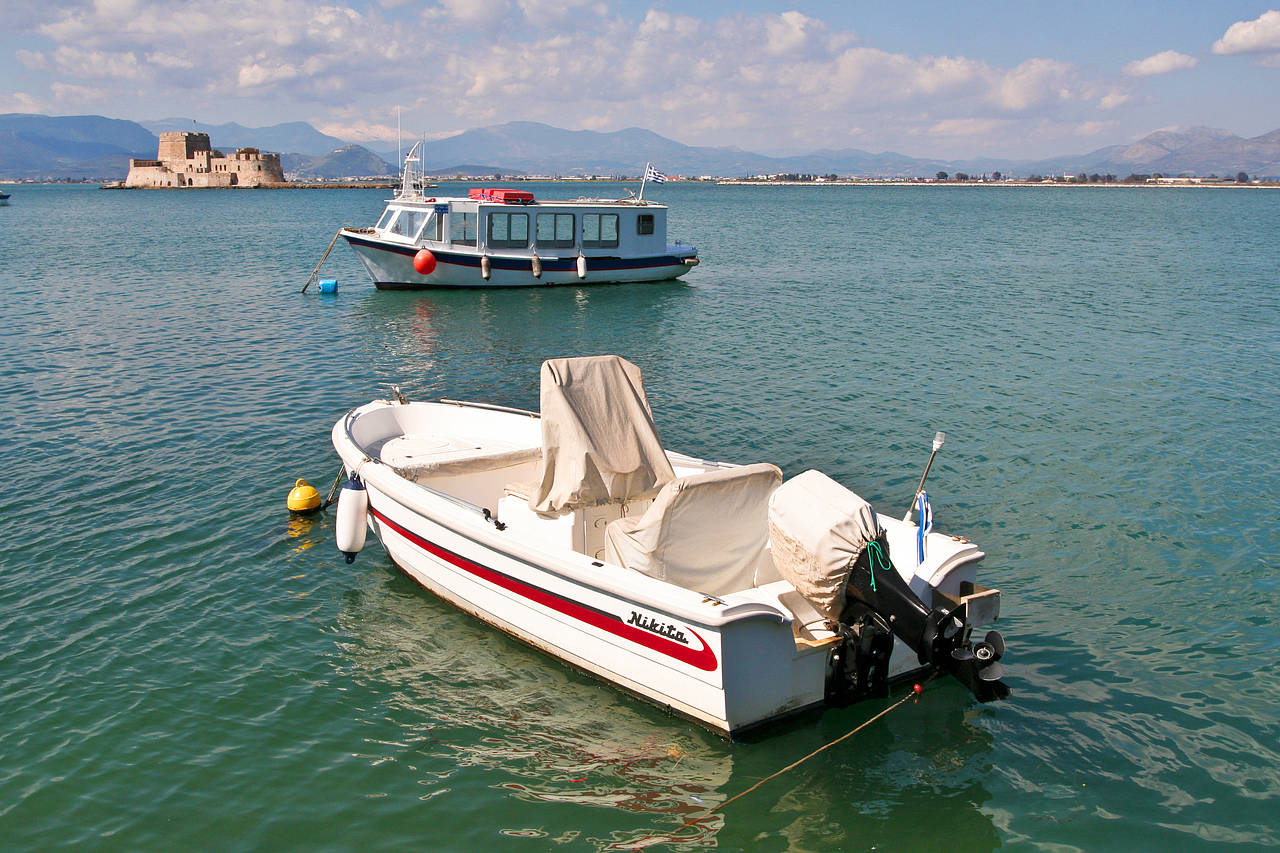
[350,282,693,409]
[334,569,732,848]
[334,565,1010,850]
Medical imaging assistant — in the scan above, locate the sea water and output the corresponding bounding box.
[1,182,1277,851]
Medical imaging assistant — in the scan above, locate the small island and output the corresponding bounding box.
[122,131,285,188]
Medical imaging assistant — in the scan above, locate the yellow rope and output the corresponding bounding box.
[635,675,935,849]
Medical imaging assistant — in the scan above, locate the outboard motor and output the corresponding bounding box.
[768,469,1009,706]
[832,534,1008,703]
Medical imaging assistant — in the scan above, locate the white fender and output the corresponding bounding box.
[336,475,369,563]
[576,253,587,279]
[531,254,542,278]
[480,255,492,280]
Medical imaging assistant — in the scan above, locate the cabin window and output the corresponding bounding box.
[420,211,442,243]
[450,211,477,246]
[488,212,529,249]
[376,208,396,230]
[637,214,655,235]
[582,213,619,249]
[536,213,575,249]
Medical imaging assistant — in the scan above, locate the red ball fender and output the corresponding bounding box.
[413,249,436,275]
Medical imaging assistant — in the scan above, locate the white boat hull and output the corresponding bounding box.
[344,231,697,289]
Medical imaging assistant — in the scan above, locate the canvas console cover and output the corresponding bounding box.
[768,469,885,621]
[530,355,676,514]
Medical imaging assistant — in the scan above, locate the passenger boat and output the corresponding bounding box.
[330,356,1008,735]
[339,144,698,288]
[0,191,10,205]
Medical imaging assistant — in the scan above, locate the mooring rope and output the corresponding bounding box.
[632,674,936,849]
[320,464,345,510]
[301,228,346,293]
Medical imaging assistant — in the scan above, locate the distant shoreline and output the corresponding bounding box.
[99,181,400,190]
[716,180,1278,188]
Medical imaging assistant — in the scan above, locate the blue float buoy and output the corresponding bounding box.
[318,278,338,294]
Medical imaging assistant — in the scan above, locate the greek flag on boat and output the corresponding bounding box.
[645,164,667,183]
[916,491,933,564]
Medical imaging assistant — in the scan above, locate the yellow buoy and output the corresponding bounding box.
[287,478,322,513]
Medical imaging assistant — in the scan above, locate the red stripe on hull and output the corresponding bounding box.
[369,506,719,672]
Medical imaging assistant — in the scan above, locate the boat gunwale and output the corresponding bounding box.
[334,401,791,632]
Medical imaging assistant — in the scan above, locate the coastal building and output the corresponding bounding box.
[125,132,284,188]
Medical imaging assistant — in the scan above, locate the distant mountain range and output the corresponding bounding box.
[3,113,1279,181]
[142,118,349,158]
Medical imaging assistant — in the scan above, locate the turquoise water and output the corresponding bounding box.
[2,182,1277,851]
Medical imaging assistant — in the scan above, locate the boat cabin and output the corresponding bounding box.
[372,189,672,259]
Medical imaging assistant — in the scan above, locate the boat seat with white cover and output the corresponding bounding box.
[604,463,783,596]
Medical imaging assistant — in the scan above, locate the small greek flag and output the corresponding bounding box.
[916,491,933,564]
[644,164,667,183]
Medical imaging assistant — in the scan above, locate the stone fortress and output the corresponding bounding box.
[125,132,284,188]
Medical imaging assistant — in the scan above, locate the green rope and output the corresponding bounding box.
[865,539,891,592]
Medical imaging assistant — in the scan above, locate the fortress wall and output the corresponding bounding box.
[125,133,285,187]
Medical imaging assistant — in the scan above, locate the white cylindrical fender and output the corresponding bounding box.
[576,253,587,279]
[335,475,369,563]
[480,255,492,280]
[531,253,542,278]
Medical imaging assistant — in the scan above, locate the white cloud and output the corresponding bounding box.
[1123,50,1197,76]
[315,119,456,142]
[1073,120,1117,137]
[1099,91,1131,109]
[1212,9,1280,55]
[924,117,1015,138]
[992,58,1078,111]
[423,0,511,29]
[0,91,44,112]
[3,1,1128,156]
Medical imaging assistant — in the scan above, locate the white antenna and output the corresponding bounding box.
[903,431,946,522]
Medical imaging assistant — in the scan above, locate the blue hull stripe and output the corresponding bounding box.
[343,232,693,272]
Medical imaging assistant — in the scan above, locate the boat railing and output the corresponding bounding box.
[438,398,540,418]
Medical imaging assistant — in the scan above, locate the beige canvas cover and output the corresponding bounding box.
[604,463,782,595]
[768,469,884,621]
[530,356,676,514]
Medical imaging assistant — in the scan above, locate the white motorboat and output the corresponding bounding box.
[330,356,1008,735]
[339,145,698,288]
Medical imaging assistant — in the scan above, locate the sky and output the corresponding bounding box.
[2,0,1279,160]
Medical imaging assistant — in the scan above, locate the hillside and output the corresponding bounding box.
[282,145,395,180]
[0,114,156,180]
[2,113,1278,181]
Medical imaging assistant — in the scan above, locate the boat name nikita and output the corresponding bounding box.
[628,610,689,644]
